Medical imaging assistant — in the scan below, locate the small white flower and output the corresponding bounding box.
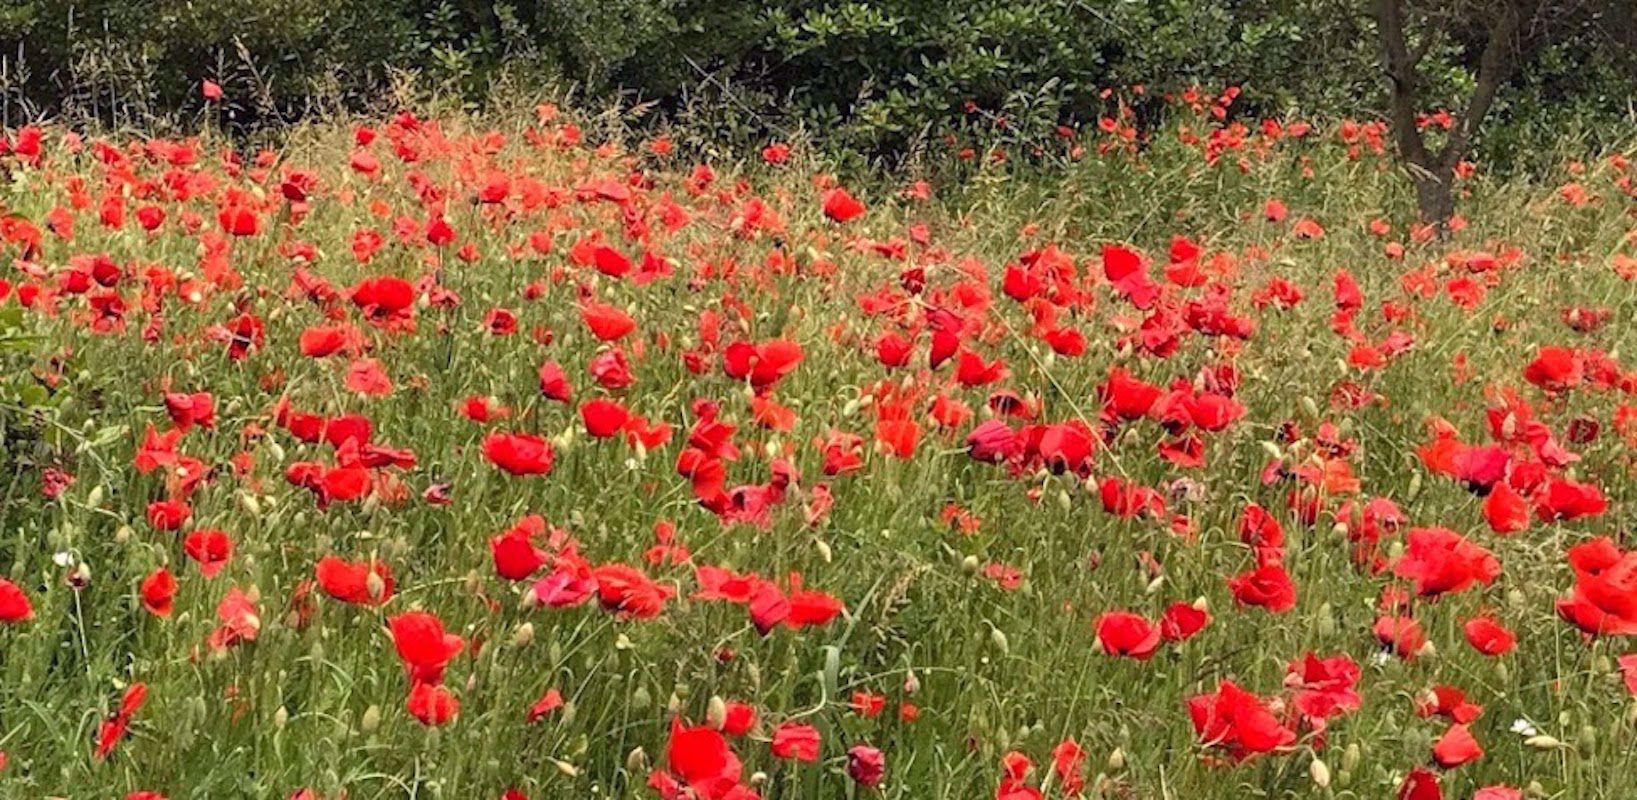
[1370,651,1392,666]
[1511,718,1538,737]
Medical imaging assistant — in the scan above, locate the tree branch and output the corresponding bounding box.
[1439,2,1530,168]
[1373,0,1433,168]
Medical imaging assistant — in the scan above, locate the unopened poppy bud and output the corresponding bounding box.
[1524,734,1563,750]
[547,757,578,777]
[1527,780,1548,797]
[615,633,634,650]
[267,441,286,463]
[114,524,133,544]
[360,704,381,732]
[1578,724,1597,750]
[1057,489,1072,511]
[961,555,980,573]
[1342,743,1360,771]
[1107,747,1125,770]
[625,747,648,773]
[1144,575,1164,595]
[630,685,652,711]
[510,622,535,648]
[274,706,289,727]
[1309,757,1330,787]
[236,491,262,517]
[87,485,104,508]
[750,771,768,785]
[707,696,728,729]
[1406,471,1422,500]
[815,539,832,563]
[1260,440,1283,460]
[1415,640,1437,659]
[366,570,387,601]
[463,569,483,593]
[1299,395,1319,419]
[666,692,683,714]
[989,626,1009,655]
[904,669,920,695]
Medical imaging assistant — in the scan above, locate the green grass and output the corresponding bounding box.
[1,107,1636,799]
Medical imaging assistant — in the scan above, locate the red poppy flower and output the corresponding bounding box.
[183,529,234,578]
[1094,611,1161,660]
[482,433,555,476]
[406,681,459,726]
[389,611,465,684]
[0,579,33,623]
[139,568,178,617]
[314,556,394,606]
[1186,680,1296,759]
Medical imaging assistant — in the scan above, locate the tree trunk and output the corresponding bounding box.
[1412,167,1456,227]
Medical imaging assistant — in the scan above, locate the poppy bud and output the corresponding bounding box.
[1578,724,1597,750]
[510,622,534,648]
[707,696,727,729]
[547,757,578,777]
[360,704,381,732]
[1057,489,1072,511]
[815,540,832,563]
[961,555,980,573]
[366,571,387,601]
[629,685,651,711]
[274,706,289,727]
[237,491,262,518]
[115,525,133,544]
[87,486,104,507]
[1342,743,1361,771]
[1309,757,1331,788]
[1107,747,1125,770]
[1299,396,1319,419]
[1527,781,1547,797]
[666,692,682,714]
[625,746,648,773]
[750,771,768,785]
[904,670,920,695]
[1144,575,1164,595]
[1259,441,1283,460]
[1524,734,1563,750]
[989,626,1010,655]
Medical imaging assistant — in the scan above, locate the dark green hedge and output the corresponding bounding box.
[1,1,1631,165]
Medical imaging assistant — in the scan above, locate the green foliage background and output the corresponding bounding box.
[0,1,1632,164]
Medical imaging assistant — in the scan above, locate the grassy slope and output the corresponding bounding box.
[0,110,1635,798]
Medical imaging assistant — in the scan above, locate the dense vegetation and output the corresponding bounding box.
[1,96,1637,798]
[2,0,1633,164]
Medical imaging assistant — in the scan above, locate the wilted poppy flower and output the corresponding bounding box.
[847,745,885,788]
